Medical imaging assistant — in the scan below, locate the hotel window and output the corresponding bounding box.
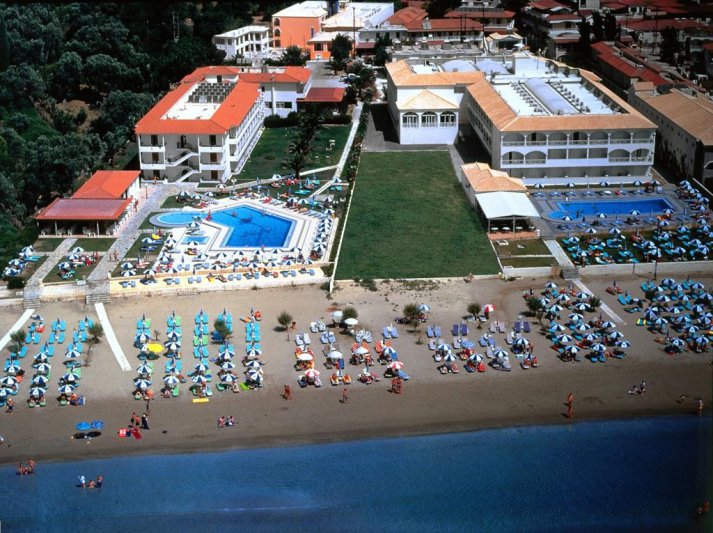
[421,112,437,128]
[402,113,418,128]
[440,112,456,127]
[276,102,292,108]
[314,43,323,51]
[209,135,217,147]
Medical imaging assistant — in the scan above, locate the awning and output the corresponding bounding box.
[475,192,540,219]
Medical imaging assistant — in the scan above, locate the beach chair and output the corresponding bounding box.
[235,273,242,280]
[497,322,506,334]
[513,321,521,334]
[48,332,55,344]
[434,326,442,338]
[505,331,513,345]
[523,321,531,333]
[174,278,180,285]
[453,338,461,350]
[428,339,437,351]
[451,324,459,336]
[427,326,434,338]
[479,336,489,348]
[130,281,136,288]
[382,327,391,339]
[188,277,194,284]
[460,323,469,337]
[489,322,496,334]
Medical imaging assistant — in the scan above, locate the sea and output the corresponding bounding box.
[2,415,711,533]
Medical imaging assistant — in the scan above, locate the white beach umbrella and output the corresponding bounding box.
[327,350,343,360]
[164,375,180,387]
[31,375,49,386]
[191,375,207,384]
[134,378,152,390]
[58,384,75,394]
[304,369,320,379]
[29,387,46,398]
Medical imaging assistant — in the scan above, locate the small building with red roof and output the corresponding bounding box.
[36,170,141,236]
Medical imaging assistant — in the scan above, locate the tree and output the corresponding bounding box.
[51,51,83,99]
[352,63,376,99]
[280,45,308,66]
[277,310,293,340]
[403,303,421,332]
[91,90,155,156]
[591,11,604,43]
[343,306,358,321]
[426,0,461,18]
[467,302,481,319]
[327,34,352,74]
[526,297,545,323]
[577,17,592,59]
[373,35,392,67]
[659,26,681,64]
[213,318,232,342]
[0,64,46,108]
[604,13,618,41]
[281,111,323,180]
[589,296,601,310]
[0,13,10,70]
[87,323,104,346]
[9,330,24,354]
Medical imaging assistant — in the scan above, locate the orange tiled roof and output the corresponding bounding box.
[386,60,483,86]
[462,162,526,192]
[36,198,132,221]
[181,66,240,83]
[73,170,140,200]
[240,66,311,84]
[388,6,428,26]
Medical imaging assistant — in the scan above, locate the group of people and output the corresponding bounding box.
[16,458,36,475]
[391,377,404,395]
[78,475,104,489]
[217,415,236,428]
[629,380,647,396]
[130,411,150,430]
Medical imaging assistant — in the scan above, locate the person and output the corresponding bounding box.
[283,385,291,400]
[141,412,150,430]
[162,388,171,398]
[88,479,96,489]
[96,475,104,488]
[696,398,704,416]
[27,458,35,474]
[217,416,226,428]
[341,388,348,403]
[6,398,14,413]
[69,392,79,406]
[567,392,574,420]
[17,463,25,475]
[628,385,640,395]
[227,415,236,427]
[79,475,86,488]
[0,434,4,446]
[639,381,646,395]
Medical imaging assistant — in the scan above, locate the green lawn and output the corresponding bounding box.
[0,107,57,141]
[74,238,115,252]
[500,257,557,268]
[160,196,185,209]
[336,151,499,279]
[236,125,350,182]
[496,239,553,258]
[33,238,64,252]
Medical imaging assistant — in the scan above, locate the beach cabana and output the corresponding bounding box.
[474,191,540,234]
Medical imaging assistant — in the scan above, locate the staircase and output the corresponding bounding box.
[85,280,111,305]
[22,284,42,309]
[560,266,580,280]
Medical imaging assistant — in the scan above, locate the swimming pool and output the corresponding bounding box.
[181,236,208,245]
[549,197,674,219]
[154,206,295,248]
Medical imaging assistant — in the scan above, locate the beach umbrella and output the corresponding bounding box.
[136,363,153,375]
[556,293,570,302]
[164,342,180,352]
[608,330,625,340]
[574,323,589,332]
[483,304,496,314]
[585,227,597,234]
[57,261,73,271]
[29,387,46,398]
[166,331,180,341]
[65,253,80,262]
[246,370,262,383]
[436,343,451,353]
[65,349,81,359]
[629,209,641,216]
[62,373,77,384]
[548,304,564,312]
[600,321,616,329]
[493,348,508,358]
[698,317,712,327]
[220,373,236,383]
[651,317,668,327]
[661,278,676,288]
[353,346,369,356]
[513,337,529,347]
[442,353,457,363]
[71,246,84,254]
[596,212,606,218]
[417,303,431,313]
[615,340,632,349]
[33,353,49,364]
[562,215,572,221]
[574,303,589,312]
[246,349,262,359]
[556,334,573,344]
[121,270,136,277]
[134,378,152,390]
[382,347,397,358]
[563,345,579,354]
[344,318,359,328]
[191,375,207,384]
[550,324,566,333]
[58,384,75,394]
[568,312,584,322]
[164,375,180,387]
[576,292,590,300]
[327,350,343,360]
[296,353,313,362]
[146,342,164,355]
[121,262,134,270]
[34,362,51,374]
[31,375,49,386]
[582,333,597,342]
[591,343,606,352]
[609,227,622,235]
[304,369,319,379]
[220,361,236,370]
[537,297,550,307]
[194,362,209,374]
[691,282,705,290]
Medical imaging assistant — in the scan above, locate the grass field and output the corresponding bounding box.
[74,238,116,252]
[33,238,64,252]
[336,151,499,279]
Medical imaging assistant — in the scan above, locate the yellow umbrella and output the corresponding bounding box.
[146,342,164,355]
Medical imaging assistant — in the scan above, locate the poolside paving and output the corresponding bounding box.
[26,238,77,285]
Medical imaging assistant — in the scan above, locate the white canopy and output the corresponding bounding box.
[476,192,540,220]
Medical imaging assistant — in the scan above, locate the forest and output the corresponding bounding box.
[0,1,289,263]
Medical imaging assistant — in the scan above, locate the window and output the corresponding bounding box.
[310,27,315,37]
[273,18,280,27]
[209,153,217,163]
[276,102,293,109]
[209,135,217,147]
[211,171,218,180]
[402,113,418,128]
[440,112,456,127]
[421,112,437,128]
[314,43,323,52]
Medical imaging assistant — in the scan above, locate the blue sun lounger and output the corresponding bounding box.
[390,327,398,338]
[427,326,434,338]
[451,324,459,336]
[434,326,441,338]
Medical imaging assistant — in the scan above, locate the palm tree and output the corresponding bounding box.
[9,330,25,354]
[343,306,358,321]
[213,318,232,343]
[277,311,293,340]
[589,296,602,310]
[526,297,546,323]
[85,323,104,365]
[467,302,481,319]
[403,303,420,332]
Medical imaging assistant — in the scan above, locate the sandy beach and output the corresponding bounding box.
[1,274,711,465]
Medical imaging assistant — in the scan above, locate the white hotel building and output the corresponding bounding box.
[135,65,312,183]
[386,53,657,185]
[212,26,271,60]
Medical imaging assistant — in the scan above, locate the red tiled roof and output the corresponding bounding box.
[388,6,428,26]
[624,19,709,32]
[529,0,571,11]
[553,37,580,44]
[135,77,259,135]
[36,198,132,221]
[356,41,376,50]
[703,42,713,51]
[181,66,240,83]
[239,66,311,84]
[299,87,345,103]
[73,170,140,200]
[596,52,669,85]
[444,10,515,19]
[404,18,483,31]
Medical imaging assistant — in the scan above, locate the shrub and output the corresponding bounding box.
[264,112,300,128]
[7,276,25,289]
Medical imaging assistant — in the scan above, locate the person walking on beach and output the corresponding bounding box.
[696,398,704,416]
[141,412,150,430]
[6,398,14,413]
[283,385,291,400]
[567,392,574,420]
[341,388,348,403]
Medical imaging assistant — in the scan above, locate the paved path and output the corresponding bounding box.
[88,185,178,283]
[27,238,77,285]
[572,279,627,326]
[0,309,34,352]
[544,240,575,268]
[94,302,132,371]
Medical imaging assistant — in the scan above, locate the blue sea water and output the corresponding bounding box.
[550,197,674,219]
[2,416,710,533]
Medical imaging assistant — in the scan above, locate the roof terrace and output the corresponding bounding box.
[163,81,236,121]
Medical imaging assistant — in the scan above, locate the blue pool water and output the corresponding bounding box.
[155,207,294,248]
[550,197,674,219]
[2,416,710,532]
[181,235,208,244]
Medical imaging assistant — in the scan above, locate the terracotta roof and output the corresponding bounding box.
[552,36,580,44]
[529,0,571,11]
[404,18,483,31]
[135,77,259,135]
[595,52,669,86]
[397,89,458,110]
[73,170,140,200]
[388,6,427,26]
[637,90,713,143]
[36,198,132,221]
[462,162,526,192]
[181,66,239,83]
[624,19,709,32]
[444,10,515,19]
[239,66,311,84]
[703,42,713,52]
[299,87,345,102]
[466,76,517,130]
[386,60,483,87]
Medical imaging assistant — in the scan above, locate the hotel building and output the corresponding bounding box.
[212,26,271,60]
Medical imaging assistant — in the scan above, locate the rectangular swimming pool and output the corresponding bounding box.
[181,236,208,245]
[550,197,674,219]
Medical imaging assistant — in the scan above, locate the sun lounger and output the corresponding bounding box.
[434,326,442,338]
[505,331,513,345]
[390,327,399,338]
[428,339,437,351]
[497,322,506,334]
[523,321,531,333]
[617,295,632,306]
[489,322,496,334]
[460,323,468,336]
[310,322,319,333]
[427,326,434,338]
[486,346,495,358]
[453,338,461,350]
[479,336,489,347]
[382,327,391,339]
[452,324,459,336]
[513,321,521,333]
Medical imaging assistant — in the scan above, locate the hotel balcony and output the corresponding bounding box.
[165,150,199,168]
[138,144,165,152]
[501,155,653,167]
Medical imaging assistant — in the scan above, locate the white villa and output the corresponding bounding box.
[385,52,657,185]
[212,26,271,60]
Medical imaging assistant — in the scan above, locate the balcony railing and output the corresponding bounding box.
[500,137,654,148]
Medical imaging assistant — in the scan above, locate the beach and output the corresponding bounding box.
[1,274,711,465]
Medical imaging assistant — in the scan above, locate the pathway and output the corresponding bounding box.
[0,309,34,352]
[26,238,77,285]
[88,184,179,283]
[544,240,575,268]
[94,302,131,371]
[572,279,627,326]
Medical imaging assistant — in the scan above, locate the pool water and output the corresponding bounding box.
[181,236,208,245]
[550,197,674,219]
[211,206,293,248]
[155,212,206,226]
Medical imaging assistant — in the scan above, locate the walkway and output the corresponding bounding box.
[544,240,575,268]
[94,302,131,371]
[88,184,179,283]
[26,238,77,285]
[0,309,34,352]
[572,279,626,325]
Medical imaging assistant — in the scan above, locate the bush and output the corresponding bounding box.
[7,276,25,289]
[264,112,300,128]
[322,114,351,125]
